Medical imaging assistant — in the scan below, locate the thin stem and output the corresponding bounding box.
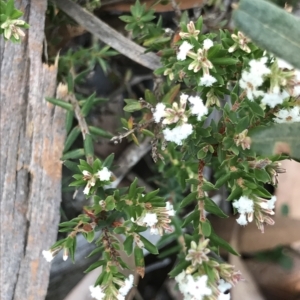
[68,94,90,140]
[197,160,206,240]
[111,119,154,144]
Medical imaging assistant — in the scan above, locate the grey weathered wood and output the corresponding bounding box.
[51,0,162,71]
[0,1,66,299]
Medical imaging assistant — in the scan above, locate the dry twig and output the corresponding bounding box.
[51,0,162,70]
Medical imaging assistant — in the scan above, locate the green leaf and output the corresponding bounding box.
[86,247,103,258]
[65,110,74,134]
[141,129,155,137]
[139,235,159,254]
[67,73,74,93]
[210,231,240,256]
[123,99,142,112]
[84,260,106,273]
[102,153,115,168]
[145,89,156,105]
[254,185,272,198]
[86,231,95,243]
[6,0,15,16]
[144,189,159,201]
[105,195,115,211]
[197,149,207,159]
[129,178,138,198]
[64,160,80,173]
[61,148,85,160]
[215,173,231,188]
[134,246,145,277]
[195,16,203,31]
[84,134,94,159]
[46,97,73,111]
[204,197,228,218]
[202,180,216,192]
[169,260,190,278]
[124,235,134,256]
[161,84,181,104]
[180,192,197,208]
[210,57,238,65]
[119,15,134,23]
[10,9,23,19]
[63,126,81,153]
[89,126,113,139]
[182,209,199,227]
[247,101,264,117]
[81,93,95,117]
[236,115,250,133]
[254,168,271,183]
[227,186,243,201]
[201,219,212,237]
[233,0,300,69]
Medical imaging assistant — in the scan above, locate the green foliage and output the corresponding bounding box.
[42,1,300,298]
[0,0,29,42]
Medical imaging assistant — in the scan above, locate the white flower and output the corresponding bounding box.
[118,274,134,296]
[177,41,193,61]
[277,58,294,70]
[218,293,231,300]
[239,71,265,100]
[218,279,232,293]
[117,295,125,300]
[260,196,277,210]
[199,74,217,87]
[180,93,189,103]
[63,248,69,261]
[97,167,111,181]
[233,196,254,214]
[163,123,193,145]
[153,103,166,123]
[203,38,213,50]
[89,285,105,300]
[150,227,159,235]
[166,202,175,216]
[236,213,248,226]
[273,106,300,123]
[292,85,300,97]
[249,57,270,77]
[188,96,208,120]
[175,272,212,300]
[82,170,90,176]
[143,213,158,227]
[187,274,212,299]
[261,90,289,108]
[268,196,277,209]
[42,250,54,262]
[83,185,91,195]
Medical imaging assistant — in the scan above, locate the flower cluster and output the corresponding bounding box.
[238,56,300,122]
[175,271,212,300]
[89,274,134,300]
[132,201,175,235]
[153,93,208,145]
[233,195,277,232]
[82,167,112,195]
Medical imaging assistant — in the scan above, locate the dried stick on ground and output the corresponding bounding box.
[51,0,161,70]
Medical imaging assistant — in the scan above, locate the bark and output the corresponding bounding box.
[0,1,66,300]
